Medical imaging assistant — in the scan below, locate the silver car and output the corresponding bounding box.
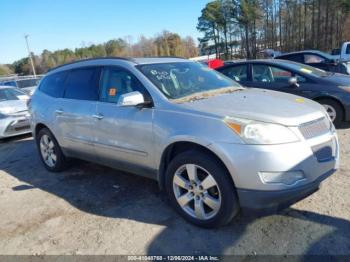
[29,57,339,227]
[0,86,31,139]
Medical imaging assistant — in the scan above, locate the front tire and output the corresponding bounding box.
[165,150,239,228]
[36,128,68,172]
[318,99,344,127]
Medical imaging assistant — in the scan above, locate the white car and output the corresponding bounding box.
[0,86,31,139]
[0,77,41,96]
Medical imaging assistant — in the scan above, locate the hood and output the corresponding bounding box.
[0,99,28,115]
[179,89,326,126]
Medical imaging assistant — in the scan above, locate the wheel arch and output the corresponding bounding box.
[34,123,50,138]
[313,95,346,120]
[157,140,235,191]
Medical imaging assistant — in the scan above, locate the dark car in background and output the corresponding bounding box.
[0,77,42,95]
[275,50,349,75]
[217,59,350,126]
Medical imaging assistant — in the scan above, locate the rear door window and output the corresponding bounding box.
[39,71,67,98]
[220,65,248,82]
[64,67,100,101]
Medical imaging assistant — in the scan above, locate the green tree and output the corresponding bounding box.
[0,64,13,76]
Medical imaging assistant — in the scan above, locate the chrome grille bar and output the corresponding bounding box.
[299,117,331,140]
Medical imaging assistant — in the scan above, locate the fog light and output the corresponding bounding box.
[259,171,305,185]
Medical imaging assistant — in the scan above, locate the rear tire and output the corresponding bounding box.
[317,98,344,127]
[36,128,68,172]
[165,150,240,228]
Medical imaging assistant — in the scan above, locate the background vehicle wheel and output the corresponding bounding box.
[36,128,68,172]
[165,150,239,228]
[318,99,344,127]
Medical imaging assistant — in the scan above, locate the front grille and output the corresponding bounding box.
[299,117,331,140]
[14,125,30,131]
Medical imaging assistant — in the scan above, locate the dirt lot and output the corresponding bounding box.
[0,126,349,255]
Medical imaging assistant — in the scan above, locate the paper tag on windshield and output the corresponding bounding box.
[300,68,312,74]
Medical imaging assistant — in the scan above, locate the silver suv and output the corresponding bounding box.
[29,57,339,228]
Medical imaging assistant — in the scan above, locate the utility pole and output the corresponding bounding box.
[24,34,36,77]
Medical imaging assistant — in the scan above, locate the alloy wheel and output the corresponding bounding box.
[322,104,337,122]
[172,164,222,220]
[40,134,57,167]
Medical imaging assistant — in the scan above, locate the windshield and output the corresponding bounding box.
[309,50,335,61]
[0,88,25,102]
[138,62,242,99]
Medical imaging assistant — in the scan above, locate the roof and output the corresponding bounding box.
[218,59,311,71]
[132,57,188,64]
[276,50,335,59]
[277,50,320,56]
[48,56,189,72]
[223,59,288,64]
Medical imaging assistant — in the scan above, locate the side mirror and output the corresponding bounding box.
[117,91,151,108]
[288,77,299,88]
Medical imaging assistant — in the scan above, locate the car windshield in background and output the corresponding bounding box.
[138,62,241,100]
[16,78,40,88]
[313,51,336,61]
[0,88,24,102]
[0,81,17,87]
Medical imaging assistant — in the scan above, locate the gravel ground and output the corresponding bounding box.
[0,125,349,255]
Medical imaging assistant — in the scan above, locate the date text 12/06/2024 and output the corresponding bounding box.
[127,255,220,261]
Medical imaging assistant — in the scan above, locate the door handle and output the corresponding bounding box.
[92,114,104,120]
[55,109,64,115]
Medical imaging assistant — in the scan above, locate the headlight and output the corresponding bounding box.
[224,117,299,144]
[338,86,350,92]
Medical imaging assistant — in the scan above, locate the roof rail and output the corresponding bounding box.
[134,56,187,59]
[48,56,136,72]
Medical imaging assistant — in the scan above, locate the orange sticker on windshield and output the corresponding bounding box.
[109,88,117,96]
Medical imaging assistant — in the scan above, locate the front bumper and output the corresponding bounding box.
[209,128,339,210]
[237,168,335,210]
[0,115,31,138]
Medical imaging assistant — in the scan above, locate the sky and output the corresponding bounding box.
[0,0,210,64]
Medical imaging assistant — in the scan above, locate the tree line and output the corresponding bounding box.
[0,31,198,76]
[197,0,350,59]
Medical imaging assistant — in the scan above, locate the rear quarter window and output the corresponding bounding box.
[39,71,67,98]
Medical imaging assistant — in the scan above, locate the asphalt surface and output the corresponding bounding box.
[0,125,349,255]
